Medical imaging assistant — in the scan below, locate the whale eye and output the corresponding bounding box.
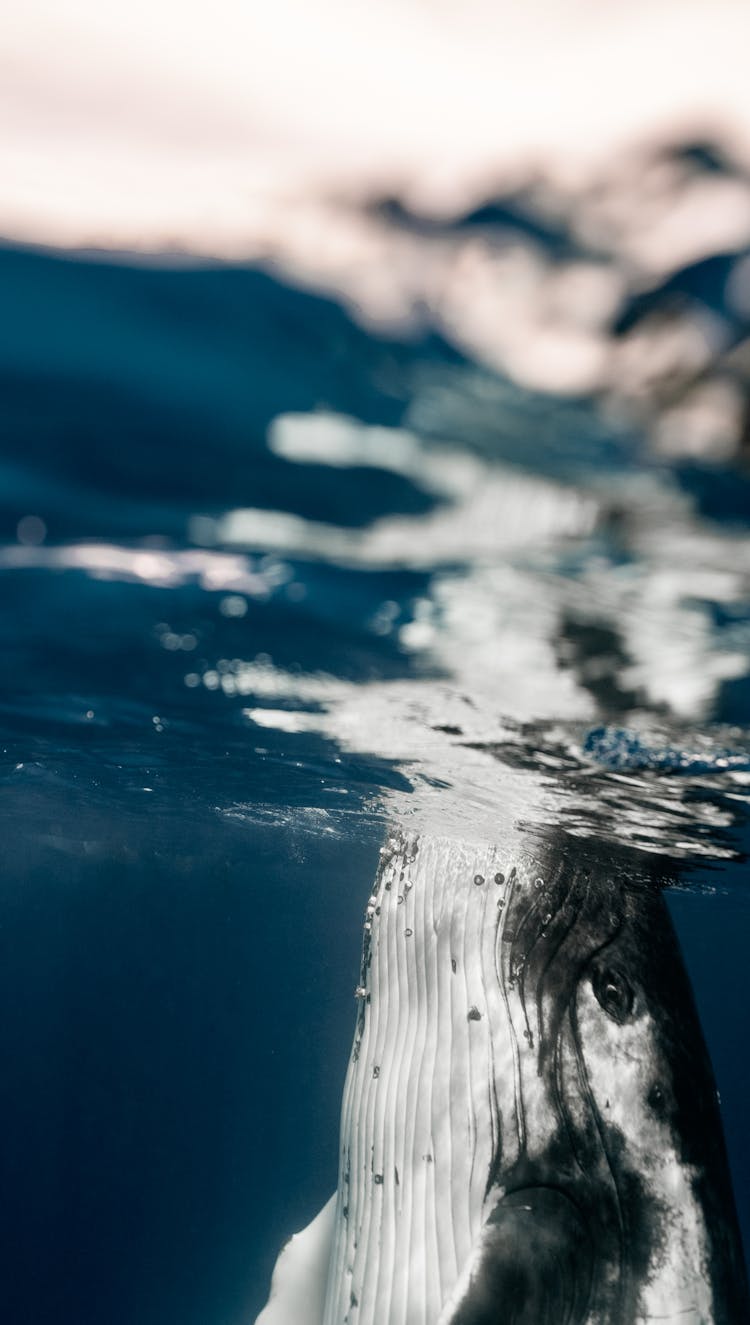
[591,965,634,1023]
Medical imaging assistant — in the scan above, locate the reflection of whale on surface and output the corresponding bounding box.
[258,831,748,1324]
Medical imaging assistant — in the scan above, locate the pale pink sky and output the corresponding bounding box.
[3,0,750,254]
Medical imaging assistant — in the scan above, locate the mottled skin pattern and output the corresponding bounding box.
[445,837,749,1323]
[325,832,748,1325]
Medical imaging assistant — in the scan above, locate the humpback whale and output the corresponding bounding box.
[257,831,748,1325]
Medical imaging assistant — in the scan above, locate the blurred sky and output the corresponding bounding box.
[3,0,750,255]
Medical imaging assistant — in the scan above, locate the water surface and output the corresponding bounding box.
[0,233,749,1324]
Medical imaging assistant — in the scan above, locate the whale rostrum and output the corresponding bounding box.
[258,831,749,1325]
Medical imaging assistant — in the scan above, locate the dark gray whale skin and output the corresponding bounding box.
[447,837,749,1325]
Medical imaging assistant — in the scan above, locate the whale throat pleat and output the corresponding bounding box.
[323,834,519,1325]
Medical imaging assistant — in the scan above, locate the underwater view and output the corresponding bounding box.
[2,3,750,1322]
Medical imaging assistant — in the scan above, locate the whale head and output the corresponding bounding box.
[259,830,748,1325]
[442,839,748,1325]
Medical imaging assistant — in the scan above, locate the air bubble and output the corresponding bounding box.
[17,515,46,546]
[474,874,485,886]
[219,595,247,618]
[494,872,505,885]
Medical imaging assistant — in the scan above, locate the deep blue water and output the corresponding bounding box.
[1,236,749,1324]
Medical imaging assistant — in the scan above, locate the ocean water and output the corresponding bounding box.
[0,230,749,1324]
